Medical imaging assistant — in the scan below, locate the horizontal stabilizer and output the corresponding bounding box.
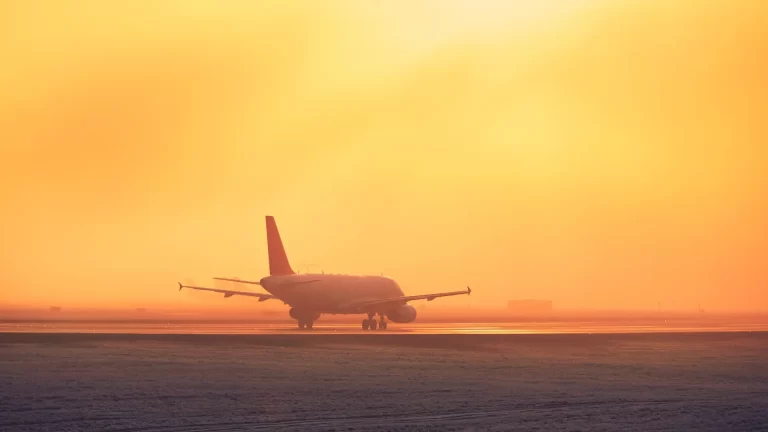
[177,282,275,301]
[214,277,320,287]
[213,277,261,285]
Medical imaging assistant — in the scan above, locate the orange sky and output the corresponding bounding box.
[1,0,766,312]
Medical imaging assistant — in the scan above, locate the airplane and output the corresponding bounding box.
[178,216,471,330]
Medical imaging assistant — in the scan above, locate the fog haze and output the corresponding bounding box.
[1,1,766,312]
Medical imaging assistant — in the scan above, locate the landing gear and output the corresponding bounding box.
[290,308,319,330]
[362,313,387,331]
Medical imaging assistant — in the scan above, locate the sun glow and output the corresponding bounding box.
[1,0,766,312]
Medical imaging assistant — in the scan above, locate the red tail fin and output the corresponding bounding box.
[266,216,294,276]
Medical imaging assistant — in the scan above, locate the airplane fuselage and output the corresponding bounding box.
[260,274,404,314]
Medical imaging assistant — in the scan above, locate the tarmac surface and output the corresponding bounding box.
[2,330,767,431]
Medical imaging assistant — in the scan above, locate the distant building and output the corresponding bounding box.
[49,306,62,313]
[507,299,552,313]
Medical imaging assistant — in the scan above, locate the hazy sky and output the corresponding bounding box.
[1,0,766,311]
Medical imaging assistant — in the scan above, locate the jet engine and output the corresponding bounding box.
[385,304,417,323]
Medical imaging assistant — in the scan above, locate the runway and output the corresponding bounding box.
[1,331,767,431]
[1,319,767,335]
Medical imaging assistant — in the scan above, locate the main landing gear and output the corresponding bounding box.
[290,308,319,330]
[362,313,387,331]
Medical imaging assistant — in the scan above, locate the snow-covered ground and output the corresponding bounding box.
[1,333,767,431]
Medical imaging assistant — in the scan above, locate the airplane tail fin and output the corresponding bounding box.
[266,216,295,276]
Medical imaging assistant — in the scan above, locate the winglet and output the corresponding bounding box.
[178,282,183,291]
[467,286,471,295]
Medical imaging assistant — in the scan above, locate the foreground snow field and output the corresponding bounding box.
[1,332,767,431]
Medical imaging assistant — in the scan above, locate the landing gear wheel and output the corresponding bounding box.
[379,320,388,330]
[362,319,370,330]
[369,319,378,331]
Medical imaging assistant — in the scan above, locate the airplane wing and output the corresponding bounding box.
[177,282,275,302]
[343,287,471,311]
